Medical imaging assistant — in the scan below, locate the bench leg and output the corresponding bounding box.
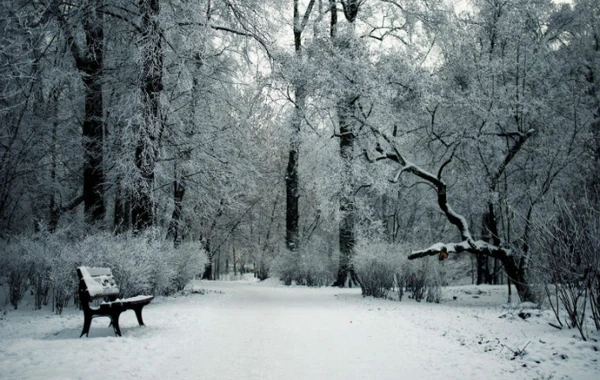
[80,312,92,338]
[133,306,145,326]
[111,311,123,337]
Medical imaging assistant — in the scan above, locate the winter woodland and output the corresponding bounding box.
[0,0,599,378]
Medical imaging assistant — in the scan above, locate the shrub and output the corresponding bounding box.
[531,199,600,340]
[0,238,31,309]
[353,241,404,299]
[272,237,336,287]
[0,228,208,312]
[400,257,442,303]
[170,241,208,291]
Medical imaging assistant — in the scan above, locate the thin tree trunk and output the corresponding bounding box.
[113,178,125,232]
[166,171,186,246]
[49,86,60,232]
[202,200,224,280]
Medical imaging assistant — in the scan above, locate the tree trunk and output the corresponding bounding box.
[82,71,105,224]
[479,202,501,284]
[233,245,237,275]
[502,255,535,303]
[285,114,301,251]
[587,68,600,201]
[203,238,214,280]
[332,1,361,288]
[166,174,186,246]
[133,0,164,231]
[202,202,223,280]
[476,255,489,285]
[285,0,315,253]
[113,178,128,233]
[49,87,60,232]
[50,0,106,227]
[81,1,106,224]
[334,99,360,287]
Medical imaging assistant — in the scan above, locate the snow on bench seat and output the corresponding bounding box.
[79,266,120,297]
[101,295,154,306]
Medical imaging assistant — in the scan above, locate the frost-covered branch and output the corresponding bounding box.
[367,126,472,242]
[364,126,530,295]
[491,128,536,188]
[408,240,511,261]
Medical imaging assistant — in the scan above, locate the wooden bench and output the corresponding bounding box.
[77,266,154,337]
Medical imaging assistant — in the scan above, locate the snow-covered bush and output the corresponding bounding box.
[75,232,156,297]
[250,241,279,281]
[170,241,208,291]
[254,250,272,281]
[531,199,600,340]
[353,240,443,302]
[273,237,336,287]
[0,238,30,309]
[0,228,208,311]
[400,257,443,303]
[353,241,405,299]
[273,248,297,285]
[74,231,206,297]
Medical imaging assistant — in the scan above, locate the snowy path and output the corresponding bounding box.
[0,281,596,379]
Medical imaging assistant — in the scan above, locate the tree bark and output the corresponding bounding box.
[166,173,186,246]
[585,63,600,201]
[479,202,501,284]
[285,0,315,253]
[202,200,224,280]
[133,0,164,231]
[50,0,106,226]
[203,238,214,280]
[334,98,360,287]
[285,87,301,251]
[332,1,361,288]
[81,1,106,224]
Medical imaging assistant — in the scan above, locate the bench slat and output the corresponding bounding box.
[78,266,120,297]
[84,267,113,277]
[101,295,154,307]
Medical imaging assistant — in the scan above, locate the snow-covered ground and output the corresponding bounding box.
[0,280,598,380]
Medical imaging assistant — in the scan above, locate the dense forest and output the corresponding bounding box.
[1,0,599,337]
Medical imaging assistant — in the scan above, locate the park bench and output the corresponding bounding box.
[77,266,154,337]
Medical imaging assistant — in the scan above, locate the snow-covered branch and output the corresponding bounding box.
[408,240,512,261]
[367,126,473,241]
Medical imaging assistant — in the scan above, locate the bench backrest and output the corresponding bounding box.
[77,266,120,300]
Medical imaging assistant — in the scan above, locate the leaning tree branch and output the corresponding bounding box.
[49,0,87,70]
[491,128,536,189]
[364,124,519,262]
[177,22,272,59]
[369,125,472,242]
[59,194,84,213]
[407,239,512,261]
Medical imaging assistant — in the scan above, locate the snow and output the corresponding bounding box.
[101,295,154,306]
[1,281,598,380]
[79,267,120,297]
